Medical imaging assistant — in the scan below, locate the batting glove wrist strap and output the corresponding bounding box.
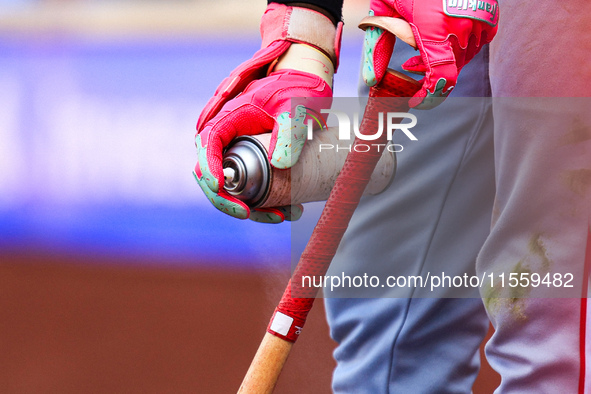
[261,3,343,70]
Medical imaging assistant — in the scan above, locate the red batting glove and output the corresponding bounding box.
[362,0,498,109]
[195,70,331,223]
[195,3,342,223]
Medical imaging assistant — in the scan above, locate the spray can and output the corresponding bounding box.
[222,127,396,208]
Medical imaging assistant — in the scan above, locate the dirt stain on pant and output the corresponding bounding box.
[560,116,591,146]
[483,234,553,324]
[561,169,591,197]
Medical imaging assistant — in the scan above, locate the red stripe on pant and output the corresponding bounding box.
[579,226,591,393]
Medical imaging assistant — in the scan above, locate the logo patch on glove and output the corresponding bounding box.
[444,0,499,27]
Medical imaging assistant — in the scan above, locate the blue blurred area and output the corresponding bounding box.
[0,205,294,269]
[0,31,361,269]
[0,0,36,7]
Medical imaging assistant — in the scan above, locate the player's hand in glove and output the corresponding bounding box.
[361,0,498,109]
[195,3,342,223]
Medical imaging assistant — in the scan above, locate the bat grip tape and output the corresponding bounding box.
[268,71,420,342]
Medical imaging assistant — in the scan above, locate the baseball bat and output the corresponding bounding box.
[238,19,421,393]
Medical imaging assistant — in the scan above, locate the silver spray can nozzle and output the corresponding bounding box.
[222,136,271,207]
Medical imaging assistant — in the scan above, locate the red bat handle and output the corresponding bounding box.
[268,70,422,342]
[238,70,421,394]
